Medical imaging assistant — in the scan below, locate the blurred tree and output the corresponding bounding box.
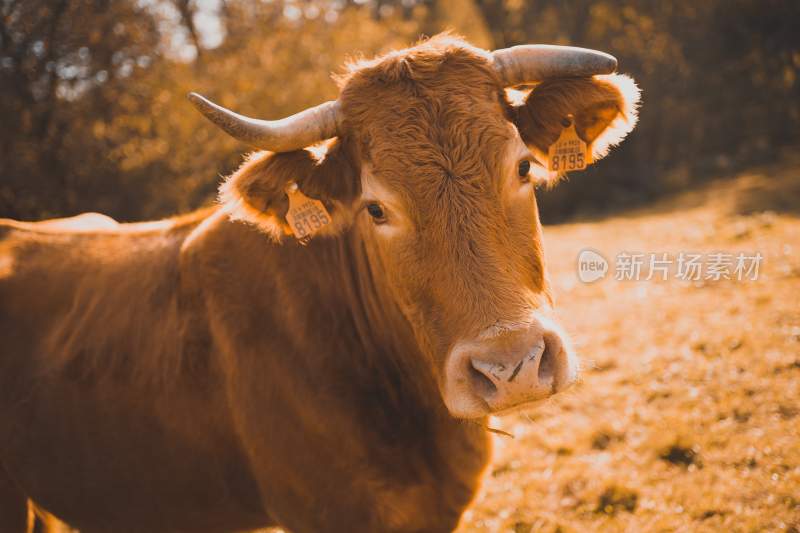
[472,0,800,220]
[0,0,798,222]
[0,0,430,220]
[0,0,162,218]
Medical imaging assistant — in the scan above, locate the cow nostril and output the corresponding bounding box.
[538,334,561,384]
[468,361,498,397]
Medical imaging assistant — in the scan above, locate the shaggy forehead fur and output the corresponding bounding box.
[337,35,516,223]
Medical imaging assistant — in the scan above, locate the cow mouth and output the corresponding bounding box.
[465,356,559,416]
[443,328,578,419]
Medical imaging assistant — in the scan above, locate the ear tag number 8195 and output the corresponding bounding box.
[548,116,592,173]
[284,183,331,245]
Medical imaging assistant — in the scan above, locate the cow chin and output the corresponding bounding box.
[440,325,579,419]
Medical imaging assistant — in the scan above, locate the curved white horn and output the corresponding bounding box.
[187,93,342,152]
[492,45,618,86]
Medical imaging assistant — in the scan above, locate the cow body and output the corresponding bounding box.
[0,211,488,532]
[0,34,639,532]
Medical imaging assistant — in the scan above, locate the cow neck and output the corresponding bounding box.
[276,226,486,493]
[327,224,444,418]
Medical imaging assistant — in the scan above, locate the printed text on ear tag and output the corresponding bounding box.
[284,183,331,244]
[548,118,592,173]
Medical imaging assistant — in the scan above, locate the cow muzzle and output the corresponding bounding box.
[443,320,577,418]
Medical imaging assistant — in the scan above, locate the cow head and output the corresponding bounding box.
[190,35,639,419]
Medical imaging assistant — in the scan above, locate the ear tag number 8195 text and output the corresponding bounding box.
[284,183,331,245]
[548,116,592,174]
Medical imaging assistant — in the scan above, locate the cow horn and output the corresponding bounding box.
[491,45,618,86]
[187,92,342,152]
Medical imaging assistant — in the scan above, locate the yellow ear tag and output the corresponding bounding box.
[547,116,592,173]
[284,183,331,245]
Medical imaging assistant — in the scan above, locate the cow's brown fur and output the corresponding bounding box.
[0,35,638,532]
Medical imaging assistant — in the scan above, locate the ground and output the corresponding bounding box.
[457,155,800,533]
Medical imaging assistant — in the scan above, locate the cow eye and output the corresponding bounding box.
[366,203,386,224]
[518,159,531,180]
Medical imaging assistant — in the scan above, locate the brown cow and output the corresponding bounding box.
[0,35,639,532]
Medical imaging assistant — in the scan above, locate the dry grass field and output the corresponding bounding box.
[458,155,800,533]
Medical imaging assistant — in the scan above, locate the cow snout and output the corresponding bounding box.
[443,323,577,418]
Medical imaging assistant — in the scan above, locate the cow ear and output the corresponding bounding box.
[218,139,359,241]
[514,74,640,164]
